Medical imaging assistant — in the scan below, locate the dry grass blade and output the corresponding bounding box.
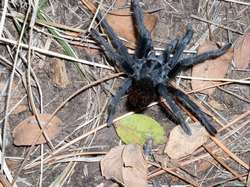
[49,162,76,186]
[191,14,244,34]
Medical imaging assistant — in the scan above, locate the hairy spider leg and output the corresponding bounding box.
[131,0,154,58]
[168,43,232,77]
[107,78,133,126]
[167,25,193,70]
[168,86,217,135]
[161,39,178,79]
[90,29,134,74]
[158,84,192,135]
[93,13,134,67]
[163,39,178,63]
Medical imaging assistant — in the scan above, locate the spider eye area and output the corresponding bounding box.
[127,78,157,110]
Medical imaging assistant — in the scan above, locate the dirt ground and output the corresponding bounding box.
[0,0,249,186]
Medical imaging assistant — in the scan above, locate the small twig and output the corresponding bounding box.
[177,75,250,84]
[0,0,8,37]
[0,37,113,70]
[220,0,250,6]
[187,77,250,94]
[221,120,250,141]
[87,0,103,32]
[219,110,250,132]
[191,14,244,35]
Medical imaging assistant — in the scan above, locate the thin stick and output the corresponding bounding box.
[219,110,250,132]
[0,37,113,70]
[221,0,250,6]
[187,77,250,94]
[177,75,250,84]
[0,0,8,37]
[191,14,244,35]
[87,0,103,32]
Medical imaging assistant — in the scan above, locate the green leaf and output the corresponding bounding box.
[115,114,166,145]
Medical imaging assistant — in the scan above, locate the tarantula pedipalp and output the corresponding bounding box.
[90,0,231,135]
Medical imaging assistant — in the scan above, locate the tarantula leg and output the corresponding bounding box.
[90,29,134,74]
[163,39,178,63]
[107,78,132,126]
[168,25,193,68]
[178,43,231,67]
[93,13,133,63]
[131,0,153,58]
[168,86,217,135]
[169,43,232,77]
[158,84,192,135]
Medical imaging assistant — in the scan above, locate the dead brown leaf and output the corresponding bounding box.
[106,9,157,48]
[101,144,147,187]
[122,144,147,187]
[234,33,250,69]
[51,58,70,88]
[101,146,124,183]
[12,104,28,115]
[191,41,233,95]
[164,122,209,159]
[13,114,62,146]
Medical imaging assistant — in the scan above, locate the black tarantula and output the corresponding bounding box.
[90,0,231,135]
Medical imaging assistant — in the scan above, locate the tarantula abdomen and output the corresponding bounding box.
[127,78,157,110]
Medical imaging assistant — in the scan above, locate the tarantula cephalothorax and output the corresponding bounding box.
[90,0,231,135]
